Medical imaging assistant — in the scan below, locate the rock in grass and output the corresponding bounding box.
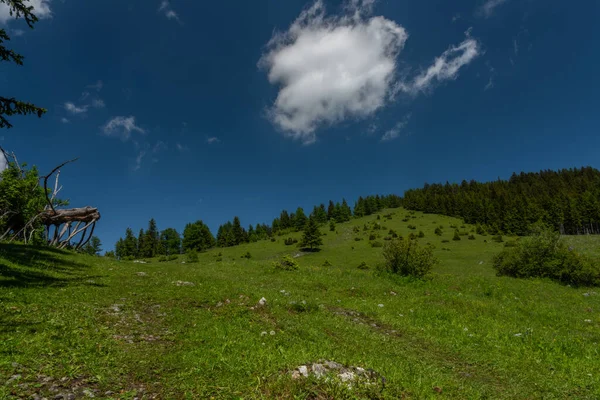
[258,297,267,306]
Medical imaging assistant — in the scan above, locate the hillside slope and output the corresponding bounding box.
[1,209,599,399]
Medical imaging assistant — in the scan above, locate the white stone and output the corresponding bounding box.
[258,297,267,306]
[298,365,309,377]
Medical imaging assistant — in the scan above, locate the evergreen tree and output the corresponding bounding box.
[123,228,138,258]
[295,207,307,231]
[340,199,352,221]
[160,228,181,255]
[232,216,246,245]
[183,220,215,252]
[329,220,336,232]
[280,210,291,229]
[83,236,102,256]
[137,228,146,257]
[327,200,335,220]
[300,216,323,250]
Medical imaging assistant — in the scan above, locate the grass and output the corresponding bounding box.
[1,209,599,399]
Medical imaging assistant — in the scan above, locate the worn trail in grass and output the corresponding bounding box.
[1,209,599,399]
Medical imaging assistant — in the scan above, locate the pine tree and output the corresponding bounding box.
[232,216,246,245]
[295,207,307,231]
[123,228,138,258]
[300,216,323,250]
[83,236,102,256]
[160,228,181,255]
[327,200,335,220]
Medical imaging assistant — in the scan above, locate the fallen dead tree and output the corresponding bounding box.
[0,147,101,249]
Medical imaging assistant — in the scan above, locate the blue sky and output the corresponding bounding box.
[1,0,598,252]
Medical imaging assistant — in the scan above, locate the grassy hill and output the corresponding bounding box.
[1,208,599,399]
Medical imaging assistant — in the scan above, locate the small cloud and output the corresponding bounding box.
[11,28,24,36]
[61,117,70,124]
[0,0,52,24]
[80,91,91,101]
[159,1,180,22]
[86,80,103,91]
[92,99,105,108]
[381,114,411,142]
[206,137,220,144]
[102,116,145,141]
[513,38,519,55]
[397,31,480,95]
[367,123,377,135]
[152,141,167,153]
[176,142,189,152]
[64,102,89,115]
[484,63,496,91]
[134,150,146,171]
[475,0,508,19]
[452,13,461,22]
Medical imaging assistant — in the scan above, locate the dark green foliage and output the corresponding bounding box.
[382,238,437,278]
[294,207,307,231]
[377,215,381,220]
[441,239,450,243]
[183,220,215,252]
[452,230,461,241]
[468,234,476,240]
[0,0,47,129]
[241,251,252,259]
[104,251,115,258]
[418,231,425,238]
[370,241,383,248]
[299,216,323,250]
[82,236,102,256]
[403,168,600,236]
[434,227,443,236]
[388,229,398,238]
[322,260,332,267]
[353,194,402,217]
[0,161,47,242]
[116,228,138,259]
[312,204,328,224]
[329,220,336,232]
[160,228,181,256]
[186,249,199,263]
[492,235,504,243]
[353,226,360,233]
[273,255,298,271]
[357,261,369,270]
[408,232,417,240]
[407,224,416,230]
[368,233,377,241]
[284,237,298,246]
[354,237,362,241]
[493,226,600,286]
[138,218,160,258]
[504,240,518,247]
[270,238,276,242]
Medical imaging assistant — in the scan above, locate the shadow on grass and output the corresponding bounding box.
[0,243,106,289]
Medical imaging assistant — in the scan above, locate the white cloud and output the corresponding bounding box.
[102,116,145,141]
[259,0,407,144]
[176,142,189,152]
[133,150,146,171]
[86,80,103,91]
[398,32,480,95]
[484,63,496,91]
[206,137,220,144]
[64,102,89,115]
[476,0,508,18]
[92,99,105,108]
[513,38,519,55]
[159,1,180,22]
[0,0,52,24]
[60,117,70,124]
[152,141,167,153]
[381,114,410,142]
[11,28,25,36]
[260,1,480,144]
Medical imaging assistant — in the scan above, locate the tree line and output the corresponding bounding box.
[113,194,402,258]
[402,167,600,235]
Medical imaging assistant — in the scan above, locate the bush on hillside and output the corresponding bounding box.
[434,227,443,236]
[418,231,425,238]
[370,241,383,248]
[241,251,252,259]
[407,224,416,230]
[357,261,369,270]
[284,237,298,246]
[322,260,332,267]
[369,234,377,241]
[468,234,476,240]
[492,235,504,243]
[382,238,437,278]
[493,226,600,286]
[452,230,461,241]
[186,249,199,263]
[273,255,298,271]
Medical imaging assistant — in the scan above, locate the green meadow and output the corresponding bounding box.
[1,209,599,399]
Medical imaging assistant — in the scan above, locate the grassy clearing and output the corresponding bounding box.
[1,209,599,399]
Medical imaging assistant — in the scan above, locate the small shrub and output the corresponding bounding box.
[468,234,476,240]
[357,261,369,270]
[354,237,362,241]
[476,224,486,235]
[377,215,381,220]
[504,241,518,248]
[370,241,383,248]
[353,226,360,233]
[168,254,178,261]
[382,226,388,230]
[369,234,377,241]
[407,224,416,230]
[241,251,252,259]
[158,255,167,262]
[329,221,336,232]
[270,238,276,242]
[460,225,466,229]
[441,239,450,243]
[273,255,298,271]
[492,235,504,243]
[216,257,223,262]
[452,230,461,241]
[418,231,425,238]
[450,224,457,229]
[434,227,442,236]
[363,224,369,231]
[186,250,199,263]
[382,238,437,278]
[218,252,223,256]
[322,260,332,267]
[493,226,600,286]
[408,232,417,240]
[402,218,410,222]
[384,236,392,241]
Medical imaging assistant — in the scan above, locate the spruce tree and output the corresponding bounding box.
[160,228,181,255]
[300,216,323,250]
[295,207,307,231]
